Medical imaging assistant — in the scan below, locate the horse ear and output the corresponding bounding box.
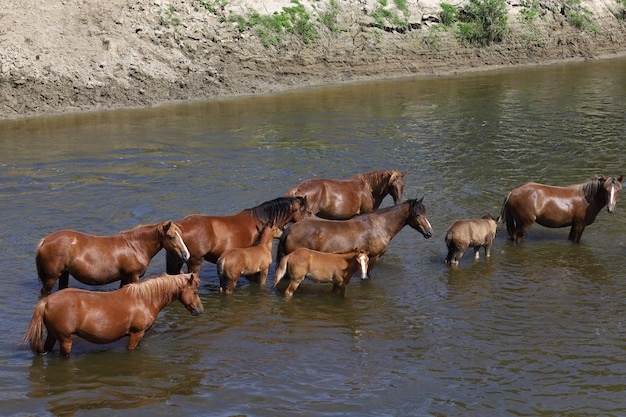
[401,170,408,177]
[418,196,424,204]
[618,175,623,183]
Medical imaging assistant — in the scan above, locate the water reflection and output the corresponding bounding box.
[1,56,625,416]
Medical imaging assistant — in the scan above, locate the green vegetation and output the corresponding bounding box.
[159,4,180,27]
[562,0,597,31]
[316,0,340,32]
[370,0,410,28]
[455,0,510,46]
[439,2,459,26]
[518,0,541,21]
[610,0,626,20]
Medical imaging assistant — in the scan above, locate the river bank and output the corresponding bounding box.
[1,0,625,120]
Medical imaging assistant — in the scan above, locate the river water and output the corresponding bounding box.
[1,56,625,417]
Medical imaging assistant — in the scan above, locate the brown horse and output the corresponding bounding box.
[166,196,310,275]
[216,225,283,294]
[273,248,369,297]
[284,169,407,219]
[277,198,433,272]
[445,214,499,266]
[36,220,190,295]
[21,272,203,357]
[502,175,623,243]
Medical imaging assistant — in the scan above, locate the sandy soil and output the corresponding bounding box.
[0,0,625,120]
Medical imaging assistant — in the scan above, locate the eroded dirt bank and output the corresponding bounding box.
[1,0,625,120]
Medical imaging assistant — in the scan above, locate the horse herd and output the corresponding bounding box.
[21,170,623,356]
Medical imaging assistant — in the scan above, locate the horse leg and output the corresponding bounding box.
[58,336,73,357]
[43,332,57,353]
[127,331,146,350]
[166,251,185,274]
[225,276,238,295]
[58,271,70,291]
[258,268,269,287]
[284,276,303,297]
[473,247,480,260]
[569,223,585,243]
[513,220,533,243]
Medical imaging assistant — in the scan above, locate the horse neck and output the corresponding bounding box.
[258,229,275,250]
[126,276,183,312]
[370,203,410,237]
[361,171,391,205]
[122,224,163,258]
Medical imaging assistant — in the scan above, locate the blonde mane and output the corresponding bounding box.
[125,273,187,299]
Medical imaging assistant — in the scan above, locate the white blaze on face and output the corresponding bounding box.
[358,253,369,279]
[176,231,190,260]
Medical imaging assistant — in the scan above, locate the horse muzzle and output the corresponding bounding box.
[422,229,433,239]
[607,205,616,213]
[189,305,204,316]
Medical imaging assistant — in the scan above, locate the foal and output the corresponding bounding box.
[445,214,499,266]
[273,248,369,297]
[216,225,282,294]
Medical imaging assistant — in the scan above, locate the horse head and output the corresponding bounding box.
[601,175,623,213]
[387,170,407,205]
[407,197,433,238]
[159,220,190,261]
[179,272,204,316]
[293,195,314,222]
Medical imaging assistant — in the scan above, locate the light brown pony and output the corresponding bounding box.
[21,272,203,357]
[284,169,407,219]
[277,198,433,273]
[445,214,499,266]
[166,196,310,276]
[36,220,190,295]
[216,225,283,294]
[273,248,369,297]
[502,175,623,243]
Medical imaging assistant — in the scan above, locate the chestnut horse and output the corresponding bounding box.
[216,225,283,294]
[166,196,310,276]
[502,175,623,243]
[273,248,369,297]
[284,169,407,219]
[36,220,190,294]
[21,272,203,357]
[277,198,433,272]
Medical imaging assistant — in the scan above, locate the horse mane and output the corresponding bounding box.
[125,273,186,300]
[358,170,398,191]
[568,177,603,198]
[245,196,304,226]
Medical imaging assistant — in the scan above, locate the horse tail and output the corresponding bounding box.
[20,299,47,354]
[273,254,289,288]
[34,238,47,286]
[166,250,184,275]
[500,192,516,239]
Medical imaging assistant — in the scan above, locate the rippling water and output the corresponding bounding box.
[1,57,625,416]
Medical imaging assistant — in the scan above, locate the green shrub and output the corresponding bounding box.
[456,0,509,45]
[440,3,459,25]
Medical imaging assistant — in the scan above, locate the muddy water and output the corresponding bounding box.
[1,56,625,416]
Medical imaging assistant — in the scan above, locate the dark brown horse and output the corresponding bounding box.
[21,272,203,357]
[166,196,310,275]
[502,175,623,243]
[273,248,369,297]
[36,220,190,294]
[277,198,433,272]
[284,169,407,219]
